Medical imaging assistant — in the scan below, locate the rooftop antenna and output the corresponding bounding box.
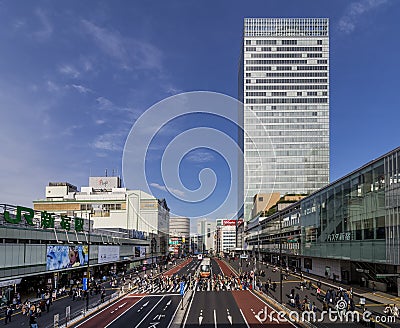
[105,168,108,177]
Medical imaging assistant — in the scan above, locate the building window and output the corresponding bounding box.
[259,197,264,201]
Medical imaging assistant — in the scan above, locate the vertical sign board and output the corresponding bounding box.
[54,313,59,328]
[82,278,88,291]
[66,306,70,324]
[180,282,185,296]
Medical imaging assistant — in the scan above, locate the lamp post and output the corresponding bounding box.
[151,229,154,268]
[279,213,283,304]
[86,209,93,312]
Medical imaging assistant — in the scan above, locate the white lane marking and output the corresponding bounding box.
[214,309,217,328]
[104,298,148,328]
[239,309,250,328]
[182,287,196,327]
[134,296,165,328]
[75,295,143,328]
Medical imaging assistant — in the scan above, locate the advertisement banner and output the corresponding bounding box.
[223,219,244,226]
[98,246,120,264]
[46,245,88,271]
[134,246,146,258]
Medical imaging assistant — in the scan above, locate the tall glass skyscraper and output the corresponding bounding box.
[239,18,330,221]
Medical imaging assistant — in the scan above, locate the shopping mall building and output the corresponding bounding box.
[0,194,156,304]
[245,147,400,294]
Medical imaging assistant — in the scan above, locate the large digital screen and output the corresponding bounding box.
[46,245,88,271]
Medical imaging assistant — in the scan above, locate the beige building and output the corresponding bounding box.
[251,193,280,219]
[33,177,170,257]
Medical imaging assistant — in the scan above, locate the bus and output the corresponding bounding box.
[199,258,211,278]
[197,253,203,261]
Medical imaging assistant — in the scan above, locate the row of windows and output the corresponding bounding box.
[246,117,327,124]
[247,130,329,137]
[246,71,328,78]
[246,111,324,117]
[248,78,327,84]
[297,66,327,70]
[277,47,323,52]
[246,84,328,90]
[247,39,324,46]
[246,98,328,104]
[246,60,307,64]
[246,91,328,97]
[250,53,323,58]
[247,163,329,169]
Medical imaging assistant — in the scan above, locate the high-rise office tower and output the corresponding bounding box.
[239,18,330,221]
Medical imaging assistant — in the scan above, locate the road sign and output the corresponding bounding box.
[54,313,59,328]
[82,278,88,291]
[240,254,248,259]
[180,282,185,295]
[66,306,70,323]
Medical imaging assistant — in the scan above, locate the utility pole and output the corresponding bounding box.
[86,210,92,312]
[279,213,283,304]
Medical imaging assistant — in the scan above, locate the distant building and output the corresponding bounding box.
[169,217,190,256]
[197,219,216,253]
[33,177,170,258]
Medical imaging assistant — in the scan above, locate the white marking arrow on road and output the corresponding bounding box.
[227,308,232,325]
[199,315,203,326]
[137,301,149,312]
[163,299,172,311]
[110,302,127,313]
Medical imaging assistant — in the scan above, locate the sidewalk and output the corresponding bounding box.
[227,257,400,305]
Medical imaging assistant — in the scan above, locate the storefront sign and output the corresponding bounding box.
[0,278,22,288]
[46,245,88,271]
[2,205,85,232]
[98,246,120,264]
[326,232,351,242]
[223,219,244,226]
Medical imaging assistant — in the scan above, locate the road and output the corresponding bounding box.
[183,258,294,328]
[226,257,398,328]
[75,257,197,328]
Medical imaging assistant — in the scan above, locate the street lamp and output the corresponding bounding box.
[279,213,283,304]
[151,229,154,268]
[86,209,93,312]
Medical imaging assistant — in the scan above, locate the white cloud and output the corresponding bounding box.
[46,80,60,92]
[95,119,105,125]
[186,151,215,163]
[96,96,114,110]
[33,8,53,41]
[92,132,126,152]
[71,84,92,94]
[59,65,80,78]
[150,182,185,197]
[81,19,162,71]
[338,0,389,34]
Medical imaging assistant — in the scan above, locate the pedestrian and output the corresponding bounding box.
[29,312,38,328]
[4,306,12,324]
[46,298,50,313]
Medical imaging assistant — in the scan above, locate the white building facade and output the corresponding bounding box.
[34,177,170,257]
[239,18,330,221]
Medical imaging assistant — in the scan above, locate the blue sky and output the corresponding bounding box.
[0,0,399,227]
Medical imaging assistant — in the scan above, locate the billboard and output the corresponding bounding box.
[134,246,146,258]
[89,177,120,190]
[98,246,120,264]
[46,245,88,271]
[223,219,244,226]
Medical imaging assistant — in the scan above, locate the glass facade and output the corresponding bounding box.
[245,147,400,287]
[239,18,330,221]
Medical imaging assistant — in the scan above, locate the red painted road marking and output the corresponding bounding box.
[164,258,193,277]
[232,290,293,327]
[77,296,143,328]
[216,259,237,277]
